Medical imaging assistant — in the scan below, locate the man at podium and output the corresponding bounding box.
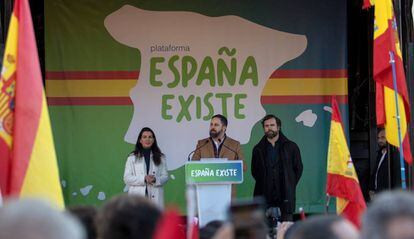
[191,114,244,165]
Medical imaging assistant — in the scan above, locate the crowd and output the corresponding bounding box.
[1,190,414,239]
[0,113,410,239]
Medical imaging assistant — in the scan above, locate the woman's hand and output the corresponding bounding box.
[145,175,156,185]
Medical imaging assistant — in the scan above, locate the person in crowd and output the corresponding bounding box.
[96,194,162,239]
[0,199,85,239]
[123,127,168,208]
[68,205,98,239]
[191,114,244,163]
[200,220,225,239]
[361,191,414,239]
[277,221,295,239]
[251,114,303,221]
[290,215,358,239]
[211,224,234,239]
[369,128,405,199]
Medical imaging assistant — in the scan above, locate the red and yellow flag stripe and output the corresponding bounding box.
[0,0,19,196]
[45,69,347,105]
[373,0,412,164]
[327,97,366,228]
[46,70,138,105]
[0,0,64,207]
[262,69,348,104]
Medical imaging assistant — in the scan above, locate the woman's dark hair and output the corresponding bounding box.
[132,127,164,165]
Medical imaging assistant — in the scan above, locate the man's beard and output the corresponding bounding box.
[378,142,387,150]
[210,129,221,138]
[265,130,278,139]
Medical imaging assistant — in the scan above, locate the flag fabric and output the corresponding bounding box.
[0,0,64,207]
[299,207,306,220]
[153,210,186,239]
[373,0,412,164]
[362,0,374,9]
[326,97,366,228]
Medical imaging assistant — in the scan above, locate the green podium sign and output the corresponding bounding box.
[185,159,243,184]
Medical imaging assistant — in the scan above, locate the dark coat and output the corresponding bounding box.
[251,132,303,213]
[370,146,406,192]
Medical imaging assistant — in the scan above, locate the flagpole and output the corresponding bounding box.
[325,194,331,214]
[186,184,197,239]
[387,143,392,189]
[389,51,407,190]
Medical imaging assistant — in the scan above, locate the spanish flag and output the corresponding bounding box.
[372,0,412,164]
[153,210,186,239]
[326,97,366,228]
[362,0,374,9]
[0,0,64,207]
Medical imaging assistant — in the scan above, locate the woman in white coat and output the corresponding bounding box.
[123,127,169,208]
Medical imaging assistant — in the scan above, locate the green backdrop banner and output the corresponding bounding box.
[45,0,347,213]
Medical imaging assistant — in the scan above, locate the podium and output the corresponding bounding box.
[185,159,243,226]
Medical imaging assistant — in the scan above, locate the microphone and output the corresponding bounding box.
[187,139,210,161]
[218,138,239,160]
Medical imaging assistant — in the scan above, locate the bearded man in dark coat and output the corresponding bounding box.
[251,114,303,221]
